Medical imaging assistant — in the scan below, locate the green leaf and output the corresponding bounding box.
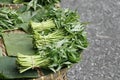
[2,32,35,56]
[19,11,32,23]
[27,0,37,11]
[17,23,29,32]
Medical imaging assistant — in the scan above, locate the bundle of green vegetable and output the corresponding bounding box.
[30,19,55,32]
[17,54,50,73]
[0,0,88,79]
[13,0,60,5]
[0,7,23,33]
[13,0,60,11]
[16,7,88,73]
[0,0,13,3]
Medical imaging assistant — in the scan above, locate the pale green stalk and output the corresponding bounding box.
[17,54,50,73]
[30,19,55,31]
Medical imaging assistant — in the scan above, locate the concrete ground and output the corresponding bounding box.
[61,0,120,80]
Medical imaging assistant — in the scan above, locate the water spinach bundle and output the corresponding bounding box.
[16,7,88,73]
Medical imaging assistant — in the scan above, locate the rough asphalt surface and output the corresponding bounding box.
[61,0,120,80]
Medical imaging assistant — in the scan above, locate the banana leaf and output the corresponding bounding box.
[2,32,35,56]
[17,23,29,32]
[0,57,38,79]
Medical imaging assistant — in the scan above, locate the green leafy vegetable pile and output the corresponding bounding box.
[13,0,60,5]
[0,7,23,33]
[0,0,88,78]
[17,7,88,73]
[13,0,60,11]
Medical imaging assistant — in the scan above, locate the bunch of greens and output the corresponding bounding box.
[32,6,80,29]
[16,7,88,73]
[30,19,55,32]
[13,0,60,5]
[17,54,50,73]
[0,0,88,79]
[13,0,60,11]
[0,7,23,33]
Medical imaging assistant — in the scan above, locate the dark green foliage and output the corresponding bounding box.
[0,7,23,34]
[13,0,60,11]
[0,0,88,78]
[31,7,88,72]
[0,0,13,3]
[16,7,88,73]
[13,0,60,5]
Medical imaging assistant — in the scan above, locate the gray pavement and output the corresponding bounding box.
[61,0,120,80]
